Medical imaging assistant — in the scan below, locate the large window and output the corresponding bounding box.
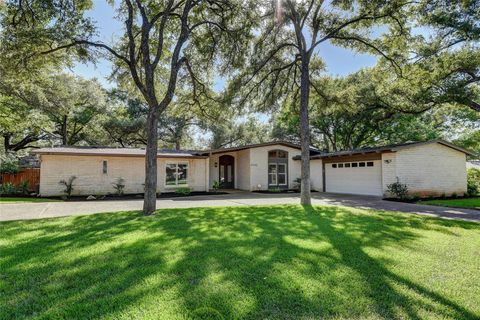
[166,162,188,186]
[268,149,288,187]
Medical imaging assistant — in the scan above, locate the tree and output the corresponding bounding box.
[201,116,271,149]
[3,0,253,214]
[230,0,410,205]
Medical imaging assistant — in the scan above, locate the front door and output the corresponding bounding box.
[219,155,234,188]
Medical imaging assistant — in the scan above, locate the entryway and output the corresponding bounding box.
[219,155,234,189]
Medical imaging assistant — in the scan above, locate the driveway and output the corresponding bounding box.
[1,191,479,222]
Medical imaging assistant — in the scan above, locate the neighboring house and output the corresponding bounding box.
[467,160,480,170]
[32,139,474,197]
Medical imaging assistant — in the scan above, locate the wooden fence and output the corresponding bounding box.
[0,168,40,192]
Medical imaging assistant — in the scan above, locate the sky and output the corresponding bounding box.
[70,1,378,89]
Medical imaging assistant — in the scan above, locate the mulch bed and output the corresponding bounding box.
[383,195,478,203]
[253,190,318,194]
[2,191,229,201]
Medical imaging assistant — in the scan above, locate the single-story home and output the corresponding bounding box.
[32,139,474,197]
[467,160,480,170]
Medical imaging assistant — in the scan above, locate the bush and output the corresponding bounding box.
[0,182,15,195]
[268,187,282,193]
[58,176,77,198]
[112,177,126,196]
[175,187,191,196]
[292,177,301,191]
[0,153,20,174]
[212,180,220,193]
[467,168,480,196]
[387,177,409,200]
[17,180,29,195]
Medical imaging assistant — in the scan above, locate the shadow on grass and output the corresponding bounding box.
[0,205,478,319]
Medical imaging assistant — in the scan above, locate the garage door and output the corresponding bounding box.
[325,160,382,196]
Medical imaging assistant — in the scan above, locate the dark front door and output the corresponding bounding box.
[219,155,234,189]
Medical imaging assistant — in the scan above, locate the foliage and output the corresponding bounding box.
[112,178,126,196]
[268,188,282,193]
[212,180,220,193]
[16,180,29,195]
[58,176,77,198]
[292,178,302,191]
[175,187,192,196]
[0,182,15,195]
[419,198,480,210]
[387,178,409,200]
[1,205,479,319]
[0,153,19,173]
[0,197,61,203]
[467,168,480,196]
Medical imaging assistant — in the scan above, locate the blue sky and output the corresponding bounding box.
[71,1,378,89]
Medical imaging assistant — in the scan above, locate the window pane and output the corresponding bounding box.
[277,150,288,158]
[332,164,337,168]
[338,163,344,168]
[268,151,277,158]
[177,164,188,184]
[345,163,351,168]
[166,163,177,185]
[278,164,286,173]
[359,162,366,167]
[227,165,232,182]
[268,164,277,174]
[367,162,374,167]
[278,173,286,185]
[352,163,358,167]
[269,173,277,185]
[220,166,225,183]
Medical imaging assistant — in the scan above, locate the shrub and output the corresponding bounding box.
[212,180,220,193]
[0,182,15,195]
[292,177,301,191]
[58,176,77,198]
[387,177,409,200]
[112,177,126,196]
[467,168,480,196]
[268,187,282,193]
[175,187,191,196]
[17,180,29,195]
[0,153,20,174]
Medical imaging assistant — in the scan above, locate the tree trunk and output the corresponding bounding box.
[143,108,159,215]
[62,115,68,146]
[299,57,311,206]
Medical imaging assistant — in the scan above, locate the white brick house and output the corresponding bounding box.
[33,140,473,197]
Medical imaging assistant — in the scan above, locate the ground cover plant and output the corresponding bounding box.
[1,205,479,320]
[420,197,480,210]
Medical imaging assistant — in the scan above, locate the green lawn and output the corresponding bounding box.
[0,197,61,203]
[1,205,479,320]
[419,197,480,210]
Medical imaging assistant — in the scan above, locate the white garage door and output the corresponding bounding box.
[325,160,382,196]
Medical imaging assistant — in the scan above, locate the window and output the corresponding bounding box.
[367,162,374,167]
[359,162,366,167]
[338,163,344,168]
[345,163,351,168]
[332,164,337,168]
[102,161,108,174]
[166,162,188,186]
[352,162,358,167]
[268,150,288,187]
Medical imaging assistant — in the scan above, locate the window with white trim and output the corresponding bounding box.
[165,162,188,186]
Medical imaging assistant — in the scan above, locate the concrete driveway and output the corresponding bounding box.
[1,191,479,222]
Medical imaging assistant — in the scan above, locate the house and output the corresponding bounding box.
[32,139,474,197]
[467,160,480,170]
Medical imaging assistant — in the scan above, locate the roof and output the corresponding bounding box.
[32,141,320,159]
[292,140,476,160]
[32,147,208,159]
[198,140,319,155]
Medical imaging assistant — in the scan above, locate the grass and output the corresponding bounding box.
[0,197,61,203]
[419,197,480,210]
[1,205,479,320]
